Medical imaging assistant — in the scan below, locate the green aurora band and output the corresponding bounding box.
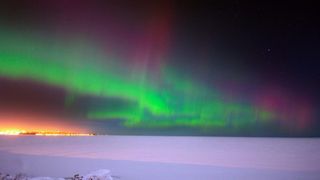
[0,31,275,130]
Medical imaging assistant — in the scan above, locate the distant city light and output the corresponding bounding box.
[0,129,95,136]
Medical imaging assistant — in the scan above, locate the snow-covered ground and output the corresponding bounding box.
[0,136,320,179]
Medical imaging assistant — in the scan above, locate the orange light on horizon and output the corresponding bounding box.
[0,129,26,136]
[0,112,93,135]
[0,129,95,136]
[34,133,94,136]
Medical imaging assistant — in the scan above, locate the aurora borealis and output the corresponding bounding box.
[0,0,319,136]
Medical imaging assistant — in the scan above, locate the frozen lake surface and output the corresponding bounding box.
[0,136,320,179]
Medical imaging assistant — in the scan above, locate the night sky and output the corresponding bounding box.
[0,0,319,136]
